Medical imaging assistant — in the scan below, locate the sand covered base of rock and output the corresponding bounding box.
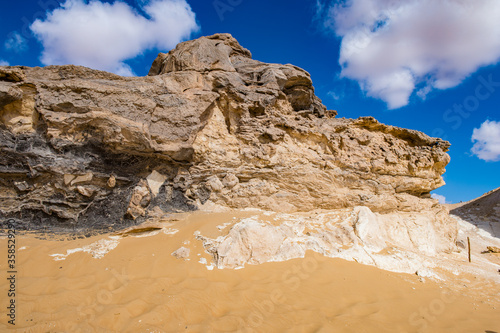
[1,211,499,332]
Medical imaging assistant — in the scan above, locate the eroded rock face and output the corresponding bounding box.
[195,205,457,274]
[0,33,451,232]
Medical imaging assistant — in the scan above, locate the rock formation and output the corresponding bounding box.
[195,207,456,275]
[0,33,452,239]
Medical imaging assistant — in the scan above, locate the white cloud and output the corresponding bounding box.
[4,32,28,52]
[30,0,199,76]
[431,193,448,204]
[416,85,432,101]
[321,0,500,109]
[0,60,9,66]
[327,91,343,101]
[471,120,500,162]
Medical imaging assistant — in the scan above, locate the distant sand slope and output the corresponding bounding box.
[447,187,500,269]
[449,187,500,222]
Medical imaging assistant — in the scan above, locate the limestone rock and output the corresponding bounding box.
[76,186,95,197]
[107,175,116,188]
[195,206,457,273]
[205,175,223,193]
[126,180,151,220]
[71,173,93,186]
[222,173,239,189]
[14,181,30,192]
[487,246,500,253]
[353,206,386,252]
[146,170,167,197]
[149,33,251,74]
[172,247,190,260]
[64,174,76,186]
[0,33,451,232]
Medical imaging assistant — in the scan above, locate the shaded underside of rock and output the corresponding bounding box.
[0,33,450,232]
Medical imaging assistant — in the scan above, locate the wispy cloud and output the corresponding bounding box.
[471,120,500,162]
[4,32,28,53]
[431,193,448,204]
[31,0,200,76]
[313,0,325,21]
[0,60,9,66]
[318,0,500,109]
[327,91,343,101]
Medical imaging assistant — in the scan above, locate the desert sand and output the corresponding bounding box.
[1,210,499,333]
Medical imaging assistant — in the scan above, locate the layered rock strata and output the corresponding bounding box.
[0,33,451,236]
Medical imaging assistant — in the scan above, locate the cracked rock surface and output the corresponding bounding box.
[0,33,451,233]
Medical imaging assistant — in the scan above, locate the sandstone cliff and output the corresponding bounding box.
[0,33,451,234]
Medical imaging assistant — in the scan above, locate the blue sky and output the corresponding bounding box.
[1,0,499,203]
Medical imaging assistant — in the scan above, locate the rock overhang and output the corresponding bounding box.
[0,33,451,230]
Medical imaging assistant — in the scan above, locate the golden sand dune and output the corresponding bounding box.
[1,211,499,333]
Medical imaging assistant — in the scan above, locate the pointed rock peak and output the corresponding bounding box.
[206,33,252,58]
[148,33,252,75]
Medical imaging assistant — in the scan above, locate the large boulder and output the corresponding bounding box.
[0,33,451,232]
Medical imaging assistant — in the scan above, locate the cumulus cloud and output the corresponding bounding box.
[431,193,448,204]
[4,32,29,53]
[471,120,500,162]
[320,0,500,109]
[30,0,199,76]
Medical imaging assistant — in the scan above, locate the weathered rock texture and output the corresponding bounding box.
[196,207,457,275]
[0,33,451,233]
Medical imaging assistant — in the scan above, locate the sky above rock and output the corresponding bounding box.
[1,0,499,203]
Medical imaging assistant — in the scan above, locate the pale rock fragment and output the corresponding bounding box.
[172,247,190,260]
[71,173,93,186]
[107,175,116,188]
[147,170,167,197]
[76,186,94,197]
